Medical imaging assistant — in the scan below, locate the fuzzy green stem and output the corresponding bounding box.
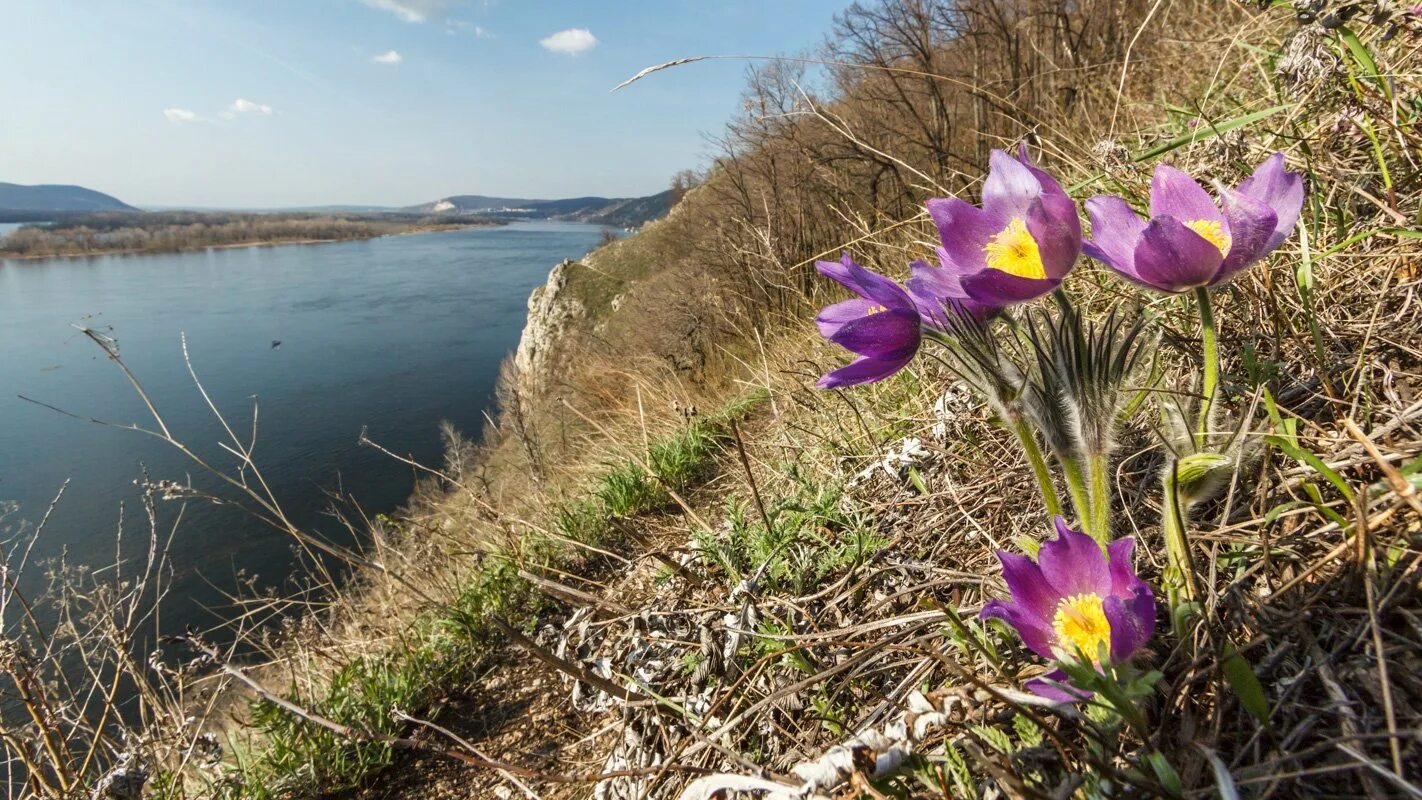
[1059,455,1094,538]
[1194,286,1219,446]
[1087,451,1112,543]
[1009,416,1063,519]
[1161,463,1199,622]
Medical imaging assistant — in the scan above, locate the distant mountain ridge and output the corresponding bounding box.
[409,189,677,227]
[0,182,135,212]
[0,181,676,227]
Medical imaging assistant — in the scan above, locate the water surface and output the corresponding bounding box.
[0,221,604,633]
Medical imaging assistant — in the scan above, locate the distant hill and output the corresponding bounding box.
[408,190,678,228]
[414,195,535,214]
[0,182,135,212]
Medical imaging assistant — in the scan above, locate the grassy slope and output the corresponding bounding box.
[182,4,1421,800]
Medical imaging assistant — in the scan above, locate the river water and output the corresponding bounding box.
[0,221,605,636]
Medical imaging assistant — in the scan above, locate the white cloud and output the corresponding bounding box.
[163,108,201,124]
[372,49,403,64]
[169,99,274,124]
[446,19,489,37]
[359,0,453,23]
[226,98,274,118]
[540,28,597,55]
[232,98,273,115]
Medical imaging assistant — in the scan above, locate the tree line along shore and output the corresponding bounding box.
[0,211,501,259]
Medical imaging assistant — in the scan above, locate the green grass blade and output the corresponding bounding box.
[1337,26,1392,103]
[1134,105,1289,162]
[1221,643,1271,726]
[1265,435,1355,503]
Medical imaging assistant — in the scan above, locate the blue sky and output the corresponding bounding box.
[0,0,843,208]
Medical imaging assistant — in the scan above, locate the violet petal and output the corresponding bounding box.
[1083,195,1147,274]
[1103,584,1156,661]
[1025,197,1081,280]
[997,551,1060,627]
[960,269,1059,307]
[1150,164,1224,225]
[981,599,1056,660]
[982,148,1042,221]
[926,197,997,274]
[815,253,912,308]
[1105,537,1138,596]
[816,353,913,389]
[1026,669,1093,703]
[815,298,879,339]
[826,308,920,359]
[1131,216,1224,292]
[1236,152,1305,253]
[1214,187,1279,283]
[1037,517,1111,599]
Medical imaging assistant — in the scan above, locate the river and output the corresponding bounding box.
[0,221,606,636]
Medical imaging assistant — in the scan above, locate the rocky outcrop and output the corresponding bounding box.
[513,259,586,394]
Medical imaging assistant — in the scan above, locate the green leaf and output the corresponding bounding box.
[907,466,929,496]
[1337,26,1392,103]
[969,724,1014,755]
[1012,714,1044,748]
[1296,223,1315,292]
[1144,751,1185,797]
[1014,533,1041,559]
[943,742,978,800]
[1221,644,1271,726]
[1264,435,1356,503]
[1261,389,1297,445]
[1302,482,1351,528]
[1134,105,1289,162]
[1262,499,1309,526]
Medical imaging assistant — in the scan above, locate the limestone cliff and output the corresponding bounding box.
[513,258,585,394]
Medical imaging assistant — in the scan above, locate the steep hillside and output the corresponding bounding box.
[0,182,135,212]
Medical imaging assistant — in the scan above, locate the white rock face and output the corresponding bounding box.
[431,199,456,213]
[513,259,585,393]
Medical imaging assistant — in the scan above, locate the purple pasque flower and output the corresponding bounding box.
[905,258,1000,330]
[980,517,1156,702]
[1083,153,1304,293]
[925,145,1081,307]
[815,253,923,389]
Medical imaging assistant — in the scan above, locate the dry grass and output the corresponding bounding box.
[8,1,1418,798]
[349,3,1422,797]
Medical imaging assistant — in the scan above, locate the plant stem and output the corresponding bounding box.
[1161,463,1199,611]
[1010,416,1063,519]
[1194,286,1219,446]
[1087,451,1112,543]
[1059,455,1094,538]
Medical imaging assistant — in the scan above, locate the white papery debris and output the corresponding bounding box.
[848,437,932,487]
[676,690,959,800]
[931,382,977,441]
[91,752,148,800]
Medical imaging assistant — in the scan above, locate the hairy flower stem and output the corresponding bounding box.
[1010,415,1063,519]
[1161,464,1199,623]
[1194,286,1219,447]
[1087,452,1112,543]
[1059,455,1095,539]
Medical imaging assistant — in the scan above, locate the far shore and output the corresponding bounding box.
[0,220,503,262]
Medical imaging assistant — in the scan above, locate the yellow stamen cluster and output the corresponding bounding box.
[1185,219,1232,257]
[983,217,1047,280]
[1052,593,1111,664]
[863,304,887,316]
